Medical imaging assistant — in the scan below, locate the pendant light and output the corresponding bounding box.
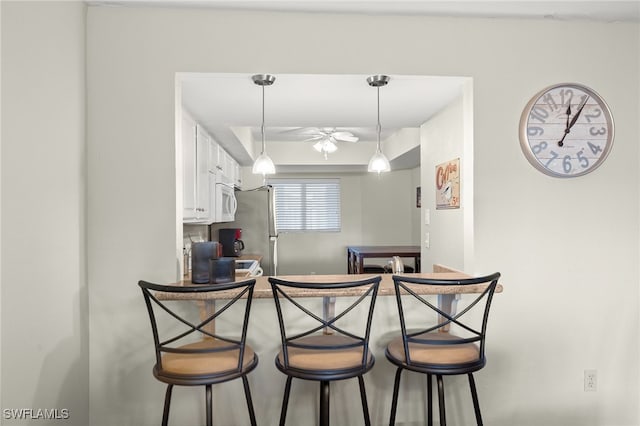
[252,74,276,176]
[367,74,391,174]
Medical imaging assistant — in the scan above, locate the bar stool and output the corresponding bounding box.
[268,275,381,426]
[385,273,501,426]
[138,279,258,426]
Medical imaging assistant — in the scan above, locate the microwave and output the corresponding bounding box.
[214,176,237,222]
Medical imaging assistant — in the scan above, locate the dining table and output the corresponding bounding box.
[346,245,422,274]
[156,264,502,335]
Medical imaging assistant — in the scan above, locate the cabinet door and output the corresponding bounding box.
[208,137,220,173]
[224,151,236,184]
[209,140,223,175]
[234,161,242,188]
[182,113,197,220]
[208,171,217,222]
[195,125,211,220]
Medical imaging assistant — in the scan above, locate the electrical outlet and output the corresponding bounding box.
[584,369,597,392]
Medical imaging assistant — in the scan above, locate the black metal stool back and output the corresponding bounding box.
[386,272,501,426]
[268,275,381,426]
[139,279,258,426]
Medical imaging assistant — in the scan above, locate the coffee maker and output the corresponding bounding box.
[218,228,245,257]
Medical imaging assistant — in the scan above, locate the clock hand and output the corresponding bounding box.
[557,96,589,147]
[557,104,572,147]
[567,95,588,130]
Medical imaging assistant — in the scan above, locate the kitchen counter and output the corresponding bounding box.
[161,269,502,301]
[158,264,502,336]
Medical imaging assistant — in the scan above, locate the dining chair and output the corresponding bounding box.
[385,272,501,426]
[268,275,381,426]
[385,256,415,273]
[138,279,258,426]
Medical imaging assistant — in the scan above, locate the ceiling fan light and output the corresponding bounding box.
[252,152,276,175]
[313,139,338,156]
[367,150,391,173]
[324,140,338,153]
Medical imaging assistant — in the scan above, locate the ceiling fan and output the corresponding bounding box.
[281,127,359,159]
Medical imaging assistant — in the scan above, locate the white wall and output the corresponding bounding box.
[79,6,638,426]
[1,0,4,412]
[1,2,89,425]
[421,93,469,271]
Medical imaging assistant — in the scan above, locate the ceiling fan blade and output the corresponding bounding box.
[332,133,359,142]
[280,127,321,135]
[302,135,325,142]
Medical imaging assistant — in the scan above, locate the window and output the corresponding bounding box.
[268,178,341,232]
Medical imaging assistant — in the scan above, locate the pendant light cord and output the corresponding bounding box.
[376,86,382,152]
[261,84,266,154]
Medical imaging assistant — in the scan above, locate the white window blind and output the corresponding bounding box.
[268,178,341,232]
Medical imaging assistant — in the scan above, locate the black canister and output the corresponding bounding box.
[191,242,220,284]
[209,258,236,284]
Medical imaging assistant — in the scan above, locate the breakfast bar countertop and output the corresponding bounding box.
[157,271,503,301]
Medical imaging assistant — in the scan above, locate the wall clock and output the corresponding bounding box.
[519,83,614,178]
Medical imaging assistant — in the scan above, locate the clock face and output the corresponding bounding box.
[519,83,614,178]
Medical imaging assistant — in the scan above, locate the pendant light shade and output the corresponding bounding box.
[252,74,276,176]
[367,74,391,174]
[368,148,391,173]
[252,152,276,174]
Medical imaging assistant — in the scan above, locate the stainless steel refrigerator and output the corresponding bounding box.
[210,185,278,276]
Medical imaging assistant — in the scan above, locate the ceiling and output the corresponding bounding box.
[91,1,640,23]
[100,0,637,172]
[180,73,468,170]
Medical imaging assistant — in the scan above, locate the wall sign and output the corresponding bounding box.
[435,158,460,209]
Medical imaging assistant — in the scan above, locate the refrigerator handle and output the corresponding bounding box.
[270,236,278,276]
[268,187,277,237]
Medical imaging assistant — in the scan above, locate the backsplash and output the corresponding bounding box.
[183,223,210,251]
[182,224,210,275]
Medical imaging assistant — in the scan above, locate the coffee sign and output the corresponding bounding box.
[435,158,460,209]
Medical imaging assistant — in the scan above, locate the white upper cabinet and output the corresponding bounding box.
[195,125,211,220]
[182,109,241,223]
[209,139,224,174]
[223,151,235,184]
[221,150,242,188]
[208,137,219,173]
[182,110,213,223]
[182,112,198,221]
[234,161,242,188]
